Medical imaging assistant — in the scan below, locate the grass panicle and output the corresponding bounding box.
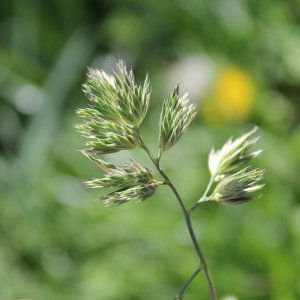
[76,59,265,300]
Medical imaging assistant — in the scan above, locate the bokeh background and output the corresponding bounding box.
[1,1,300,299]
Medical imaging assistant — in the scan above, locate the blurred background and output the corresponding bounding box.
[1,0,300,299]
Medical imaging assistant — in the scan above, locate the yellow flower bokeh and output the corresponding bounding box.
[203,67,256,125]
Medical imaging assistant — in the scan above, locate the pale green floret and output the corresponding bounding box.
[82,68,123,122]
[76,60,151,155]
[85,160,155,189]
[211,167,265,205]
[208,127,262,181]
[82,156,159,206]
[99,183,159,207]
[114,60,151,127]
[80,60,151,128]
[80,151,116,172]
[159,83,197,153]
[75,119,139,154]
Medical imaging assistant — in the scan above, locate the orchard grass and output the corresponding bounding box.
[75,59,264,300]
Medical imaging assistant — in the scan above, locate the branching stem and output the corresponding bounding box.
[173,267,202,300]
[190,173,216,212]
[138,133,216,300]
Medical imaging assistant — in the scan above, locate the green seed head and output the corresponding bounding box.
[159,83,197,153]
[75,119,139,154]
[99,183,159,207]
[76,60,152,154]
[85,160,155,190]
[114,60,151,127]
[212,167,265,205]
[208,127,262,181]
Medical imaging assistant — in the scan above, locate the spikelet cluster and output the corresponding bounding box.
[208,127,264,205]
[159,83,197,153]
[208,127,262,181]
[76,59,264,209]
[75,60,158,206]
[75,120,139,154]
[101,184,159,207]
[75,60,150,154]
[212,168,264,205]
[114,60,150,126]
[84,155,159,207]
[85,160,155,189]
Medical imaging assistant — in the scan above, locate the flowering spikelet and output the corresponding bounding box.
[208,127,262,181]
[159,83,197,153]
[75,119,139,154]
[211,167,265,205]
[85,160,155,189]
[100,183,159,207]
[79,60,150,127]
[80,68,122,122]
[80,151,116,172]
[82,157,159,207]
[76,60,151,154]
[114,60,151,127]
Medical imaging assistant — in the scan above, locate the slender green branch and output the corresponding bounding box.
[173,267,202,300]
[138,132,216,300]
[189,173,216,212]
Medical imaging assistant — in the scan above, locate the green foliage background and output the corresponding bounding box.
[1,1,300,299]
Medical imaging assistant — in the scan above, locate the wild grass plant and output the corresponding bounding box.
[75,60,264,299]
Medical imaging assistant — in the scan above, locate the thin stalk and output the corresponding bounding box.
[138,133,216,300]
[189,173,216,212]
[173,267,202,300]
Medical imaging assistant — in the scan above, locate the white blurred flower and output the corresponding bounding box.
[167,55,215,101]
[221,295,239,300]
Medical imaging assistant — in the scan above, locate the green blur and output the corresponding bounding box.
[0,1,300,299]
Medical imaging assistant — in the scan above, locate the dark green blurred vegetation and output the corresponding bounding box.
[1,0,300,299]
